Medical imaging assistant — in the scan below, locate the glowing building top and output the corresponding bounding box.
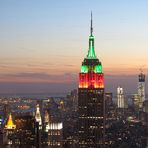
[87,12,96,59]
[35,104,42,127]
[78,13,105,147]
[79,13,104,89]
[5,113,16,129]
[48,122,63,130]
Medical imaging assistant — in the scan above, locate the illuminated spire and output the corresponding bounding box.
[90,11,93,36]
[87,12,96,59]
[35,104,42,128]
[5,113,16,129]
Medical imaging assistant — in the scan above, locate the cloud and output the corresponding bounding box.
[0,82,77,94]
[0,73,147,94]
[0,72,77,83]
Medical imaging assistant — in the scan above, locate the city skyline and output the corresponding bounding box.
[0,0,148,93]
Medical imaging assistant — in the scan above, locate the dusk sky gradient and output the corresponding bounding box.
[0,0,148,94]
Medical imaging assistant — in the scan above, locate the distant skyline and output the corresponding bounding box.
[0,0,148,94]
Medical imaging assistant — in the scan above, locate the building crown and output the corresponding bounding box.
[5,113,16,129]
[87,12,96,59]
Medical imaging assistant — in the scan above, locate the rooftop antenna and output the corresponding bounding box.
[90,11,93,36]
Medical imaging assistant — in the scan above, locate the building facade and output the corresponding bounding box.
[47,122,63,147]
[4,113,16,147]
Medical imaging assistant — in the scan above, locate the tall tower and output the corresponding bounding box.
[117,86,125,108]
[35,104,42,129]
[78,13,105,147]
[138,70,145,108]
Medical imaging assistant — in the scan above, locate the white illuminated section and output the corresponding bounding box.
[117,86,125,108]
[45,123,63,132]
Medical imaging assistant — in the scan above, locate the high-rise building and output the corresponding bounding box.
[35,104,42,129]
[138,71,145,108]
[4,113,16,146]
[78,13,105,147]
[117,86,125,108]
[43,110,63,147]
[14,115,36,147]
[35,104,42,148]
[47,122,63,147]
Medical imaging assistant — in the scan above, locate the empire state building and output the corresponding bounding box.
[78,13,105,147]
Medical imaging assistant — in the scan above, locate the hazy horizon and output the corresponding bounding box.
[0,74,147,95]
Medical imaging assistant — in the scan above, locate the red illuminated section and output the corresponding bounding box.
[79,73,104,89]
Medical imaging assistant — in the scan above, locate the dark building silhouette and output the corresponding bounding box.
[14,115,36,147]
[78,13,105,147]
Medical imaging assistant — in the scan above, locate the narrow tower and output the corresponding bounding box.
[35,104,42,129]
[78,13,104,147]
[138,70,145,108]
[117,86,125,108]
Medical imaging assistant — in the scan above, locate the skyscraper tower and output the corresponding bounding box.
[117,86,125,108]
[35,104,42,129]
[138,70,145,108]
[78,13,104,147]
[5,113,16,146]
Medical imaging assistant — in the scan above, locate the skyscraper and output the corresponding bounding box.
[4,113,16,146]
[138,71,145,108]
[35,104,42,148]
[117,86,125,108]
[47,122,63,147]
[78,13,105,147]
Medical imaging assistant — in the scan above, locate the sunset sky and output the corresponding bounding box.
[0,0,148,94]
